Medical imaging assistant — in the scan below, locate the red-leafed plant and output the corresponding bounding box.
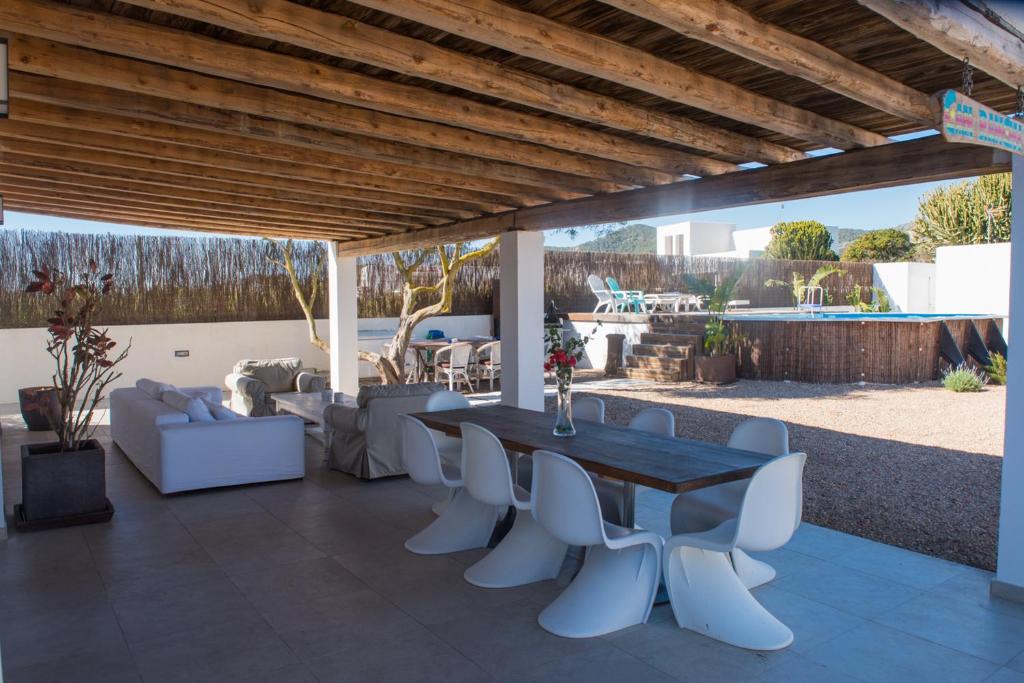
[25,262,131,452]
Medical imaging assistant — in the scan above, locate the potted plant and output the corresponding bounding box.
[17,262,130,529]
[697,270,744,384]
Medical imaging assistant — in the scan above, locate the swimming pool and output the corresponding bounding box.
[726,311,992,322]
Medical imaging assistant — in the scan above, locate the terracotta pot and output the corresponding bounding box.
[696,354,737,384]
[17,386,60,432]
[17,439,113,530]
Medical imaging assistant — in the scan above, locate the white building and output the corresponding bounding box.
[656,221,772,258]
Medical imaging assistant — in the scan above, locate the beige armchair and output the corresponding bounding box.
[324,382,445,479]
[225,357,325,417]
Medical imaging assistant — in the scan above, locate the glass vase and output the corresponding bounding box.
[553,370,575,437]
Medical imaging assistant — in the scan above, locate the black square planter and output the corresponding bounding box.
[16,439,113,529]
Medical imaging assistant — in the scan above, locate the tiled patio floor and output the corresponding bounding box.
[2,407,1024,682]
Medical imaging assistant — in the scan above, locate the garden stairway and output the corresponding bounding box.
[619,316,707,382]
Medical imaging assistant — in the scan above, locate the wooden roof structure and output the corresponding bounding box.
[0,0,1019,255]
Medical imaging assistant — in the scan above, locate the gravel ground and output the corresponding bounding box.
[552,373,1006,570]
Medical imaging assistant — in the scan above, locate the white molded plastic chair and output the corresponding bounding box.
[460,423,568,588]
[594,407,675,526]
[587,274,615,314]
[663,452,807,650]
[424,391,472,515]
[670,418,789,589]
[531,449,662,638]
[434,342,475,392]
[399,415,499,555]
[474,341,501,391]
[573,396,605,423]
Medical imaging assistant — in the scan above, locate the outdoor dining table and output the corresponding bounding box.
[411,404,773,528]
[407,336,496,383]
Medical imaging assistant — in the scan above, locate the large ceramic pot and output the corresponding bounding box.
[696,354,737,384]
[17,386,60,432]
[16,439,114,530]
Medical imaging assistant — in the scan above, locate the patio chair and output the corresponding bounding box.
[531,449,662,638]
[399,415,499,555]
[460,423,568,588]
[434,342,475,392]
[605,276,646,313]
[587,274,615,314]
[663,452,806,650]
[670,418,790,589]
[594,407,675,526]
[573,396,605,423]
[473,341,501,391]
[225,357,325,417]
[425,390,471,516]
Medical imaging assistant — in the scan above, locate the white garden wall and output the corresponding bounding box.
[0,315,492,401]
[872,262,936,313]
[935,243,1012,336]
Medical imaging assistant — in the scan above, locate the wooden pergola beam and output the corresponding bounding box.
[337,136,1009,255]
[5,202,362,241]
[0,165,446,224]
[0,152,476,221]
[0,8,742,175]
[351,0,888,149]
[858,0,1024,90]
[9,71,679,191]
[10,96,618,199]
[0,121,529,210]
[601,0,935,126]
[0,175,430,229]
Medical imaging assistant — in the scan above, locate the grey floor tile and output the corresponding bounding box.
[755,655,863,682]
[988,669,1024,683]
[753,585,866,654]
[783,524,880,561]
[803,622,999,683]
[875,590,1024,664]
[830,541,969,590]
[128,611,299,683]
[1008,649,1024,673]
[94,546,225,600]
[3,643,141,683]
[0,604,129,671]
[514,648,676,683]
[166,487,267,525]
[772,561,922,619]
[930,568,1024,621]
[305,627,494,683]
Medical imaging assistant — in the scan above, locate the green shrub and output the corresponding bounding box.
[846,285,892,312]
[841,229,914,262]
[942,364,988,392]
[764,221,838,261]
[985,352,1007,385]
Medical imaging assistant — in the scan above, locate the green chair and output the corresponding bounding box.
[605,277,646,313]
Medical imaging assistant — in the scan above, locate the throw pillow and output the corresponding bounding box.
[162,389,216,423]
[136,378,165,399]
[202,398,241,421]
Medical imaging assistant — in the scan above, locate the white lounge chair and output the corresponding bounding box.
[531,449,662,638]
[587,274,615,314]
[573,396,605,423]
[460,423,568,588]
[663,452,807,650]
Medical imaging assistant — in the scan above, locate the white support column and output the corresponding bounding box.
[996,155,1024,601]
[328,241,360,397]
[499,231,545,410]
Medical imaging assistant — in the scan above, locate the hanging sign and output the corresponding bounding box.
[934,89,1023,155]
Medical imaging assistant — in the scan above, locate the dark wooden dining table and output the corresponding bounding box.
[411,404,772,528]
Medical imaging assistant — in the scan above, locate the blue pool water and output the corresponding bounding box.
[726,312,994,322]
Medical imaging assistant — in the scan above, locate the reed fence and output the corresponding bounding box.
[0,231,874,328]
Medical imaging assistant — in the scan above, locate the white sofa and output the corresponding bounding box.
[110,386,305,494]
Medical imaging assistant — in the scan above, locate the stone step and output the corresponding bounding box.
[619,367,683,382]
[640,332,703,347]
[631,343,692,358]
[626,355,685,371]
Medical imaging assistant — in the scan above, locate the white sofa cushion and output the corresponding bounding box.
[162,389,215,423]
[203,398,240,421]
[137,377,175,399]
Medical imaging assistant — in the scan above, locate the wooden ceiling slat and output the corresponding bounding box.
[858,0,1024,90]
[11,97,616,200]
[0,4,740,174]
[336,137,1010,255]
[600,0,934,125]
[0,153,476,220]
[0,121,531,209]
